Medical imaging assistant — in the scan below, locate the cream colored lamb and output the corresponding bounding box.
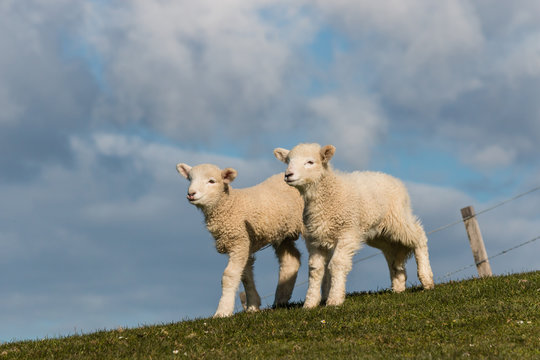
[176,163,304,317]
[274,143,434,308]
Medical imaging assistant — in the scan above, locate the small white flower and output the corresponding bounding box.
[173,350,179,354]
[320,320,326,324]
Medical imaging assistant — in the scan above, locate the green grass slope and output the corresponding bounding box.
[1,271,539,359]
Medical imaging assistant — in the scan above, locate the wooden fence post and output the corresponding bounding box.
[461,205,492,277]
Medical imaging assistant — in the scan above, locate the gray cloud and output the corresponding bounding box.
[307,94,387,167]
[85,0,316,153]
[0,1,98,182]
[312,0,540,170]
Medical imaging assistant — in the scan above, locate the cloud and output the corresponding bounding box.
[308,94,386,167]
[314,0,484,108]
[462,145,517,170]
[0,86,23,125]
[0,1,98,182]
[311,1,540,170]
[85,0,316,151]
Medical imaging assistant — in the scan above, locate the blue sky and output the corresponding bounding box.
[1,0,539,342]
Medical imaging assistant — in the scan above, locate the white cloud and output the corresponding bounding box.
[496,32,540,82]
[462,144,517,170]
[308,94,386,167]
[313,0,484,108]
[86,0,315,143]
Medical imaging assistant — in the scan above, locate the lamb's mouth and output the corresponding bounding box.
[285,178,301,186]
[187,195,203,202]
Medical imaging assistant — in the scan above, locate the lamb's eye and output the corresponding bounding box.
[306,160,314,165]
[208,179,216,184]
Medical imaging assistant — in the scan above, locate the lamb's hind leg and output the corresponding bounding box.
[412,224,434,289]
[273,238,301,307]
[382,242,410,293]
[241,254,261,312]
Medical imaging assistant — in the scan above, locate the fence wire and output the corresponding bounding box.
[438,235,540,280]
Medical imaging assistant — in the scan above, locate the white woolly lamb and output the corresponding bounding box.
[176,163,304,317]
[274,143,434,308]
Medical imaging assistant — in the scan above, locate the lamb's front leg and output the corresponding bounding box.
[326,233,361,306]
[304,242,329,309]
[214,249,249,318]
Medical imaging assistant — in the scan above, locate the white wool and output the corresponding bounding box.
[176,163,303,317]
[274,143,434,308]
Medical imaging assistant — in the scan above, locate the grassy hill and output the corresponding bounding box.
[1,271,538,359]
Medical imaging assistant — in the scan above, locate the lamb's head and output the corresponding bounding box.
[176,163,237,208]
[273,143,335,189]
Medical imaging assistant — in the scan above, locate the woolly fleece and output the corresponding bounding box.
[274,143,434,308]
[176,163,303,317]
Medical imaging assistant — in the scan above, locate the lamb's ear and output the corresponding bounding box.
[176,163,191,179]
[320,145,336,164]
[273,148,290,163]
[221,168,237,184]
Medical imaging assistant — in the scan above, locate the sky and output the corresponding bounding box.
[1,0,539,342]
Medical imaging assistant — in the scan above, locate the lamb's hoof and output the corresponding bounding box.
[423,282,435,290]
[303,300,320,309]
[325,298,344,307]
[246,306,260,313]
[213,311,232,318]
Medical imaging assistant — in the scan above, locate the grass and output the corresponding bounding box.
[1,271,539,359]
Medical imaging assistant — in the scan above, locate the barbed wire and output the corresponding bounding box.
[240,184,540,309]
[427,184,540,235]
[438,235,540,281]
[467,185,540,219]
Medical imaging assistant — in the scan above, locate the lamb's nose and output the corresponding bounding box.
[187,191,196,200]
[285,172,294,180]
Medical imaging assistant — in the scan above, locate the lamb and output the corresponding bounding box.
[176,163,304,317]
[273,143,434,308]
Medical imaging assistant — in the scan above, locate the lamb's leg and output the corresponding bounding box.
[273,238,301,307]
[214,250,249,318]
[241,255,261,312]
[326,234,361,306]
[382,244,410,293]
[321,249,333,304]
[413,227,434,289]
[304,243,329,309]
